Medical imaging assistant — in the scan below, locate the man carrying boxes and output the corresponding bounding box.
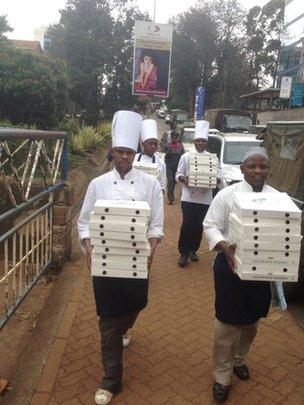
[77,110,164,405]
[203,147,301,402]
[134,118,166,191]
[176,120,221,267]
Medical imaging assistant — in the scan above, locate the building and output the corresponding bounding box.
[277,0,304,84]
[10,40,42,53]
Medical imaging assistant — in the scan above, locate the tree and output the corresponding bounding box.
[46,0,133,123]
[0,15,12,48]
[0,49,69,128]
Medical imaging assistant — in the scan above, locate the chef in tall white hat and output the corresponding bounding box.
[78,110,164,405]
[135,118,166,191]
[175,119,222,268]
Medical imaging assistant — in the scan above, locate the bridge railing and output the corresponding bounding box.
[0,128,68,330]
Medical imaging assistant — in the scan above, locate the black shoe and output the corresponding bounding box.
[233,364,250,380]
[178,254,188,267]
[213,382,229,403]
[189,251,199,262]
[167,200,173,205]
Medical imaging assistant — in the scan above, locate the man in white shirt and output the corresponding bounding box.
[203,147,275,403]
[78,111,164,405]
[176,120,221,267]
[135,119,166,191]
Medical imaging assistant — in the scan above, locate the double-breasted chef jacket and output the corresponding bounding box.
[78,167,164,318]
[203,180,277,325]
[135,152,166,191]
[175,150,221,204]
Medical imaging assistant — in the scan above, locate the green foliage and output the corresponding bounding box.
[69,123,110,154]
[0,46,69,128]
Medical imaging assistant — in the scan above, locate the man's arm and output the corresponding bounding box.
[147,179,164,270]
[175,153,189,187]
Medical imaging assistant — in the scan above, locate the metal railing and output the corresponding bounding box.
[0,128,68,330]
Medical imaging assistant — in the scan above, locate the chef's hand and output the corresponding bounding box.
[148,237,160,272]
[216,241,237,273]
[179,175,189,187]
[83,238,93,272]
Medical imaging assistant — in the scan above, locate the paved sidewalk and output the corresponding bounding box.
[32,202,304,405]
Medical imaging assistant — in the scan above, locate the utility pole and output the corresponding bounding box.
[153,0,156,23]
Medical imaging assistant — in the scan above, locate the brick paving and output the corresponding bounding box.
[32,200,304,405]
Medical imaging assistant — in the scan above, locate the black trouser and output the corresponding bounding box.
[166,165,178,202]
[99,311,139,393]
[178,201,209,255]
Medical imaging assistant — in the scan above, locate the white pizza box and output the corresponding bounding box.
[232,192,302,220]
[93,244,151,256]
[189,174,217,180]
[133,161,159,176]
[90,237,149,249]
[91,266,148,279]
[229,213,301,234]
[229,216,301,227]
[92,253,148,264]
[234,255,299,282]
[229,236,300,251]
[90,214,148,225]
[235,246,300,262]
[229,227,302,244]
[189,166,217,173]
[92,257,147,271]
[188,181,217,188]
[189,154,218,163]
[92,200,151,217]
[89,219,147,234]
[89,229,146,241]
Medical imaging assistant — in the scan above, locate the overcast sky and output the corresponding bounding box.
[0,0,269,40]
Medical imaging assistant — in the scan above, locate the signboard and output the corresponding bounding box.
[132,21,173,98]
[279,76,293,99]
[291,83,304,107]
[194,86,205,120]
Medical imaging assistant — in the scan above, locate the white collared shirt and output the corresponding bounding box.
[135,153,166,190]
[175,151,222,205]
[203,180,278,250]
[77,167,164,244]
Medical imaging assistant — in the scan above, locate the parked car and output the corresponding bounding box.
[165,109,189,125]
[261,121,304,302]
[205,109,252,133]
[180,127,261,187]
[156,109,165,119]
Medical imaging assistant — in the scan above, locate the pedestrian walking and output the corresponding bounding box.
[135,118,166,191]
[203,147,278,403]
[164,131,184,204]
[176,120,222,268]
[77,111,164,405]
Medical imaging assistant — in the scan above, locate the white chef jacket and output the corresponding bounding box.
[135,153,166,191]
[175,150,222,205]
[203,179,278,250]
[78,167,164,244]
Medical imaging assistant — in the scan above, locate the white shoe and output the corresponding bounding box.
[95,388,113,405]
[123,330,131,348]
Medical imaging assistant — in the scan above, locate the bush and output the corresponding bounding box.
[69,124,110,154]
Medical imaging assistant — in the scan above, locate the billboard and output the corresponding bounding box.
[291,83,304,107]
[132,21,173,98]
[279,76,293,99]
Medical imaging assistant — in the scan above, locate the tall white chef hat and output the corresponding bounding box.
[112,110,142,151]
[141,119,158,142]
[194,120,210,140]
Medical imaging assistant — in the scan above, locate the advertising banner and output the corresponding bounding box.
[132,21,173,98]
[291,83,304,107]
[194,86,205,120]
[279,76,293,99]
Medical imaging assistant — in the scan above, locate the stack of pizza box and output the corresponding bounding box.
[229,192,302,282]
[133,161,159,177]
[188,153,218,188]
[90,200,151,279]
